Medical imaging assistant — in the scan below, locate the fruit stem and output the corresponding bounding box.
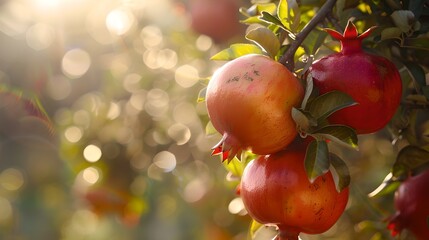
[276,226,300,240]
[279,0,337,71]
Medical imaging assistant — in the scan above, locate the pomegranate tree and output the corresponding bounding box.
[240,142,349,239]
[308,20,402,134]
[388,169,429,239]
[206,54,304,161]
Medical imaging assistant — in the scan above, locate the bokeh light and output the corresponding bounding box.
[62,48,91,79]
[153,151,176,172]
[106,8,135,36]
[0,168,25,191]
[26,23,55,50]
[174,64,199,88]
[83,145,102,163]
[82,167,101,185]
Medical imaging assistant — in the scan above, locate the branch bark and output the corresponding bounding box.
[279,0,338,71]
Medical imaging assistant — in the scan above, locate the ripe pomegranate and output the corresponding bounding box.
[387,169,429,239]
[240,142,349,239]
[308,20,402,134]
[206,54,304,161]
[189,0,245,43]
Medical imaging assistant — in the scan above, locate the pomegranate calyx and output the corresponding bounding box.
[387,212,404,237]
[324,20,376,41]
[211,134,242,163]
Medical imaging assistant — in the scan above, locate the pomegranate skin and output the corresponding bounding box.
[189,0,245,43]
[309,21,402,134]
[206,54,304,159]
[240,144,349,235]
[388,169,429,240]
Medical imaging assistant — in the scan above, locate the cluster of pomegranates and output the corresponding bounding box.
[205,20,406,239]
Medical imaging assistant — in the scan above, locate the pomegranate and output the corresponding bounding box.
[308,20,402,134]
[189,0,245,43]
[388,169,429,239]
[206,54,304,161]
[240,142,349,239]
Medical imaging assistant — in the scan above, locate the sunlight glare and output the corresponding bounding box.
[106,8,135,35]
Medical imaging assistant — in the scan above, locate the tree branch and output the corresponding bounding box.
[279,0,338,71]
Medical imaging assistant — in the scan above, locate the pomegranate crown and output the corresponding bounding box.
[324,20,377,41]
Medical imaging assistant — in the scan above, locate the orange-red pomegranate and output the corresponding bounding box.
[206,54,304,161]
[240,142,349,239]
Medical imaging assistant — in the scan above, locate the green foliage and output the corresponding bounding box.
[329,153,351,192]
[210,43,264,60]
[246,27,280,58]
[304,140,330,182]
[393,146,429,178]
[208,0,429,238]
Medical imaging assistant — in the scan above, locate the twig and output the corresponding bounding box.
[279,0,338,71]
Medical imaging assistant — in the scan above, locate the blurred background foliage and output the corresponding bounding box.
[0,0,427,240]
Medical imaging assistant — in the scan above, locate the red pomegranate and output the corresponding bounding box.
[240,142,349,239]
[308,20,402,134]
[388,169,429,239]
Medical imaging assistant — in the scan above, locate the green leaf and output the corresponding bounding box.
[247,220,264,240]
[392,145,429,178]
[313,125,358,149]
[222,157,245,178]
[368,173,400,197]
[197,87,206,102]
[305,140,330,182]
[259,11,285,29]
[278,0,300,32]
[291,107,316,132]
[241,15,267,25]
[329,153,351,192]
[391,10,415,33]
[404,62,426,89]
[256,3,277,14]
[306,90,357,120]
[205,121,217,136]
[210,44,264,61]
[402,37,429,51]
[301,29,328,55]
[245,27,280,58]
[380,27,403,41]
[301,73,314,109]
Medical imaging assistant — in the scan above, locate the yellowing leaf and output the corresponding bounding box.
[211,44,264,61]
[246,27,280,58]
[278,0,300,32]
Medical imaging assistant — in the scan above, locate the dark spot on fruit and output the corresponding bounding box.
[227,76,240,83]
[310,183,320,191]
[316,207,324,216]
[243,72,254,81]
[253,70,260,76]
